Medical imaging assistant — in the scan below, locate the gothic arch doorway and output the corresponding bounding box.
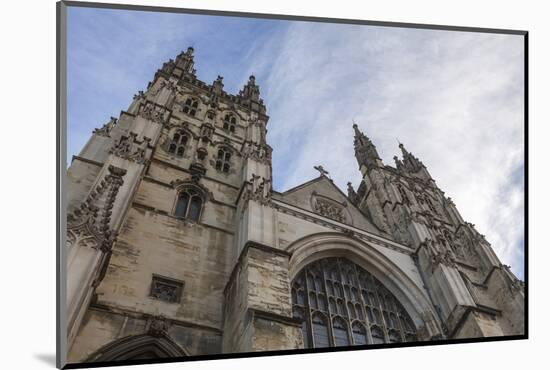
[292,256,418,348]
[86,334,188,362]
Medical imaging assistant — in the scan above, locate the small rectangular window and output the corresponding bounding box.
[150,275,184,303]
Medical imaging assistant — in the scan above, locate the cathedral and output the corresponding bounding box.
[64,47,525,364]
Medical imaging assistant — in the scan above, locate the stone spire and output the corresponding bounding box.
[395,142,435,183]
[398,143,425,173]
[353,123,382,169]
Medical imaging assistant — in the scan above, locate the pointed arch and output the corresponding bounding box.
[287,232,443,341]
[86,334,188,362]
[171,181,212,222]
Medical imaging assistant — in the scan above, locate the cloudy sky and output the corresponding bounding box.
[67,7,525,278]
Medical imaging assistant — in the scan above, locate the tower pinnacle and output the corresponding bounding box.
[173,46,196,75]
[239,75,261,102]
[353,123,382,170]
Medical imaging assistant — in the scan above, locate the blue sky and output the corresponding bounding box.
[67,7,525,279]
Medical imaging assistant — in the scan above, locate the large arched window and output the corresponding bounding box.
[291,257,417,348]
[182,97,198,117]
[174,187,204,222]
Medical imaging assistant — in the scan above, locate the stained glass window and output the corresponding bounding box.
[291,257,418,348]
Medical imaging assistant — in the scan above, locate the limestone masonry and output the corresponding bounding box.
[65,47,524,362]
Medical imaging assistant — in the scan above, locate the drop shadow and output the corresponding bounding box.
[34,353,57,367]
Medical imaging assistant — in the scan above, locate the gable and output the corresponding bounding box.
[274,176,388,237]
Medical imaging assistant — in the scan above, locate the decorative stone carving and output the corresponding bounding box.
[430,249,455,271]
[147,315,171,337]
[241,142,272,165]
[347,182,359,205]
[139,101,169,124]
[396,183,410,205]
[199,123,214,141]
[159,80,178,93]
[109,133,150,164]
[189,162,206,182]
[67,165,126,253]
[93,117,117,137]
[313,197,345,223]
[243,174,272,206]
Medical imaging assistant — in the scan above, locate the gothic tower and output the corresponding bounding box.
[349,124,524,338]
[64,47,524,365]
[66,46,283,361]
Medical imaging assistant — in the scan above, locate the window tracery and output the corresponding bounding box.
[215,147,232,173]
[223,113,237,133]
[181,97,199,116]
[292,257,417,348]
[167,130,189,157]
[174,186,204,221]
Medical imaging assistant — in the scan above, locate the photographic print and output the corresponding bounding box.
[58,1,527,368]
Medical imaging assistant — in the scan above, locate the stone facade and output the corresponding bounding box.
[65,47,524,364]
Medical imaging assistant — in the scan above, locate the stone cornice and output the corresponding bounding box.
[141,176,237,209]
[249,307,303,328]
[71,155,103,167]
[89,303,223,335]
[151,157,240,191]
[132,201,235,235]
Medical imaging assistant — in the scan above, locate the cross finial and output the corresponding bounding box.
[314,165,330,178]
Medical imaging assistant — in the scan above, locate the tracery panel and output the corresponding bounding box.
[291,257,417,349]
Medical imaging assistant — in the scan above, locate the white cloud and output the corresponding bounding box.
[247,23,525,278]
[67,11,524,278]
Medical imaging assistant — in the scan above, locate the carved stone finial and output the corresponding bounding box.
[347,182,359,205]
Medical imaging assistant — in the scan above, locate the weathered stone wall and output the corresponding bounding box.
[223,244,303,353]
[486,268,525,335]
[69,306,222,362]
[454,310,504,338]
